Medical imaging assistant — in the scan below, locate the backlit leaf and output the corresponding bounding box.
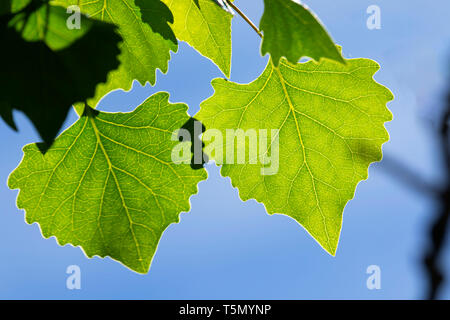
[260,0,344,65]
[161,0,232,77]
[9,92,207,273]
[197,56,393,254]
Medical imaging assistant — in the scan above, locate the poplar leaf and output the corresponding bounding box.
[161,0,232,77]
[9,92,207,273]
[197,57,393,254]
[260,0,344,65]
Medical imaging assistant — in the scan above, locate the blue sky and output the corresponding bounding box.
[1,0,450,299]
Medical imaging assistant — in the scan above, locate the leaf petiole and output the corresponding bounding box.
[225,0,262,38]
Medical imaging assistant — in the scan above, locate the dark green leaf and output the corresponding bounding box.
[52,0,177,107]
[260,0,344,65]
[0,5,121,148]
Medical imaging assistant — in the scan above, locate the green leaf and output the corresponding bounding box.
[196,57,393,254]
[10,2,95,50]
[135,0,176,44]
[8,92,207,273]
[52,0,177,107]
[260,0,344,65]
[161,0,232,77]
[0,0,31,15]
[0,5,121,148]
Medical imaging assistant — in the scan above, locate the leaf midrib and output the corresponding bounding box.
[273,62,332,251]
[88,114,145,271]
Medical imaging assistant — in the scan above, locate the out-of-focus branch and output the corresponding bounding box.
[423,95,450,300]
[380,155,441,197]
[380,92,450,299]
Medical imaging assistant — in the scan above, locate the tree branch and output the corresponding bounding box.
[379,155,441,197]
[379,92,450,299]
[424,95,450,300]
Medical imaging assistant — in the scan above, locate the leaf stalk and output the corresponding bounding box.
[225,1,262,38]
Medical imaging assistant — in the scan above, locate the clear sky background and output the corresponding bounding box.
[1,0,450,299]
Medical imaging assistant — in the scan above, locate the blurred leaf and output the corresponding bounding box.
[0,5,121,148]
[52,0,177,107]
[10,2,93,50]
[0,0,31,15]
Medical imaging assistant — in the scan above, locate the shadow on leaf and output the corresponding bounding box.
[135,0,177,45]
[179,117,208,170]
